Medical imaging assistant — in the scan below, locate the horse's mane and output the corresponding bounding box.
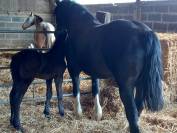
[55,1,100,26]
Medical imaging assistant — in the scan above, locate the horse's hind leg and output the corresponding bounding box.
[92,78,102,120]
[135,84,144,117]
[115,79,140,133]
[54,76,64,116]
[43,79,53,117]
[10,79,32,131]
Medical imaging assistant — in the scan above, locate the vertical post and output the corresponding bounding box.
[135,0,141,21]
[96,11,111,24]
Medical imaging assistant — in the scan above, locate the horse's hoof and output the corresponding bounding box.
[76,108,82,118]
[95,113,102,121]
[94,105,102,121]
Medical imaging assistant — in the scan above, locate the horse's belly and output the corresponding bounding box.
[79,60,113,79]
[35,73,55,79]
[35,33,46,48]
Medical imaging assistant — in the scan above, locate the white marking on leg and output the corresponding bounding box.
[94,94,102,121]
[74,93,82,117]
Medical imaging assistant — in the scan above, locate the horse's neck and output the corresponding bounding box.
[49,41,65,58]
[35,22,43,30]
[69,20,99,34]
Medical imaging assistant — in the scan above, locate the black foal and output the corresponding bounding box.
[9,31,67,132]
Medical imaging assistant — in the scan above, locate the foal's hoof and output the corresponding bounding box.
[45,114,51,119]
[59,109,64,117]
[129,125,140,133]
[59,105,65,117]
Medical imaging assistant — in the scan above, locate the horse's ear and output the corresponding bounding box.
[55,0,61,6]
[30,12,33,16]
[35,15,43,23]
[55,0,69,5]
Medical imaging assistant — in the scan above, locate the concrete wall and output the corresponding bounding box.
[0,0,53,48]
[1,0,177,48]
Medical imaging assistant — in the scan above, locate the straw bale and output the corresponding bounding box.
[158,33,177,102]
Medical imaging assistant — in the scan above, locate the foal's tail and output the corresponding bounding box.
[140,31,164,111]
[10,54,21,81]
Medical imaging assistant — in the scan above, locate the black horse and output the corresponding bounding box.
[54,1,164,133]
[10,31,67,132]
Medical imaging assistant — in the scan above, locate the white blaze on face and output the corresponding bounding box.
[22,15,35,30]
[75,93,82,117]
[94,94,102,121]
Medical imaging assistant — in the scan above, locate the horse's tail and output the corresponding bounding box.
[140,31,164,111]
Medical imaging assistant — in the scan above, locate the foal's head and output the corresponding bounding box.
[22,12,43,30]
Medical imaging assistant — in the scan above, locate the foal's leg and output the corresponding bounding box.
[92,78,102,120]
[10,79,32,131]
[117,82,140,133]
[54,76,64,116]
[10,83,16,125]
[43,79,53,117]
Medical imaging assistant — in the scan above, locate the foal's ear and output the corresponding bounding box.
[35,15,43,23]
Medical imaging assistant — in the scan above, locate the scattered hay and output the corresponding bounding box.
[1,97,177,133]
[1,33,177,132]
[100,86,123,118]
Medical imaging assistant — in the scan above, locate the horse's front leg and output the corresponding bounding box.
[92,78,102,121]
[54,76,64,116]
[43,79,53,117]
[72,75,82,117]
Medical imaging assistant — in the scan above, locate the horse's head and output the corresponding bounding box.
[22,12,43,30]
[54,0,97,31]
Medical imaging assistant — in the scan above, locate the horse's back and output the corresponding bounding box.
[11,50,41,80]
[77,20,148,78]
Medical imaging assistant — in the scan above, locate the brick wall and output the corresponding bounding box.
[86,0,177,33]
